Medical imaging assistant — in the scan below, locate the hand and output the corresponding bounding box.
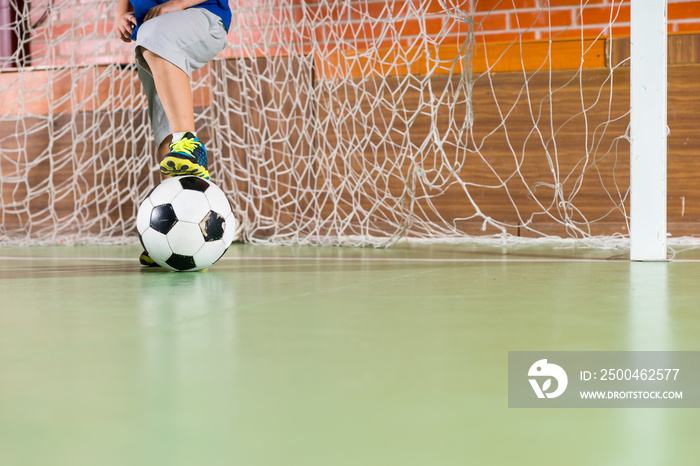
[115,11,136,43]
[144,0,184,22]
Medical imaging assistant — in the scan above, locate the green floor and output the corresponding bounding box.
[1,243,699,465]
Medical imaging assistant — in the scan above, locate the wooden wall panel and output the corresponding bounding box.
[608,34,700,68]
[314,66,631,238]
[0,111,154,239]
[313,63,700,239]
[212,55,316,240]
[667,65,700,236]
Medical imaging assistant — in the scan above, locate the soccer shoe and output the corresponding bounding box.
[139,250,160,267]
[160,132,210,180]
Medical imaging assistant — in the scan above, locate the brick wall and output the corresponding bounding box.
[9,1,700,68]
[22,0,132,68]
[226,0,700,60]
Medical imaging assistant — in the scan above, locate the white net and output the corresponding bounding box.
[1,1,634,246]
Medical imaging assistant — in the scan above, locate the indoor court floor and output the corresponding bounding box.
[1,242,699,465]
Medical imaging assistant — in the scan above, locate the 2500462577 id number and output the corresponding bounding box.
[596,368,680,381]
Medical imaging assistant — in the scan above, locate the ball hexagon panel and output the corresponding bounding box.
[204,186,232,217]
[148,177,184,206]
[179,176,211,193]
[194,240,227,268]
[136,198,153,235]
[140,228,173,264]
[150,204,178,234]
[172,190,210,223]
[200,211,226,242]
[166,221,205,256]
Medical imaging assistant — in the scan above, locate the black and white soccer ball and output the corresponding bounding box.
[137,176,238,271]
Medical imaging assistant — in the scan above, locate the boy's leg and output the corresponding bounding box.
[140,50,195,135]
[134,9,226,180]
[139,48,209,179]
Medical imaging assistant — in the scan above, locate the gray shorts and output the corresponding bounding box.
[135,8,227,146]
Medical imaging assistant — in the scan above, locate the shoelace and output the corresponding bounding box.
[170,137,201,156]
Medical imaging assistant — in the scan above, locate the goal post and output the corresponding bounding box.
[630,0,668,261]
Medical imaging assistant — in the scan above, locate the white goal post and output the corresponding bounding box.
[630,0,668,261]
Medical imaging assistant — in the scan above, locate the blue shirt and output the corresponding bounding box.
[130,1,232,39]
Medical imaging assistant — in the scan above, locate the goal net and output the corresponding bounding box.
[1,1,635,246]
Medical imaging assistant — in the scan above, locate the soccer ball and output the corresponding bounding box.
[137,176,238,271]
